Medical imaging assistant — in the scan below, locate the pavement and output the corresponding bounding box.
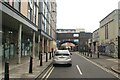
[0,53,53,79]
[79,52,120,75]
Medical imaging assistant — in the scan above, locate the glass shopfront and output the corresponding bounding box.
[2,28,32,61]
[21,38,32,57]
[2,29,16,60]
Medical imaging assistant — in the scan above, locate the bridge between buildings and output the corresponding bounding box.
[56,31,92,52]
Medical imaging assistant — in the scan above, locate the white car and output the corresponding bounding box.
[53,50,72,66]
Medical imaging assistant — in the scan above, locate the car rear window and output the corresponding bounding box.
[55,54,69,56]
[55,54,62,56]
[62,54,69,56]
[55,50,70,56]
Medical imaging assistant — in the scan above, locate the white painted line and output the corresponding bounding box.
[46,67,54,79]
[76,52,120,79]
[42,66,53,79]
[76,65,82,75]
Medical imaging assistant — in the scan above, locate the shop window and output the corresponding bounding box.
[10,44,15,58]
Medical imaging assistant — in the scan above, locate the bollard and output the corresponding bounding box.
[51,52,53,57]
[29,56,33,73]
[51,52,54,57]
[40,54,42,66]
[97,52,99,58]
[85,52,86,56]
[4,61,9,80]
[90,53,92,58]
[46,52,48,62]
[51,48,54,57]
[39,52,40,60]
[49,52,51,60]
[87,52,89,56]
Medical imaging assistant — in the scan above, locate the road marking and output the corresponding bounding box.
[46,67,54,79]
[42,66,53,79]
[76,65,82,75]
[76,52,120,79]
[106,59,118,63]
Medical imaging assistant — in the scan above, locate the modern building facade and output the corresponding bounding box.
[93,9,120,58]
[1,0,57,63]
[38,1,57,55]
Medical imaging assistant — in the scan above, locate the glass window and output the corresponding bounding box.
[42,22,45,31]
[3,0,8,2]
[73,34,79,37]
[74,39,79,42]
[10,44,14,58]
[43,2,45,14]
[28,2,32,20]
[14,0,21,11]
[34,5,36,16]
[28,0,33,9]
[105,24,108,39]
[33,4,37,24]
[45,19,47,32]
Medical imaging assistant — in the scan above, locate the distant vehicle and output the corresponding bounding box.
[53,50,72,66]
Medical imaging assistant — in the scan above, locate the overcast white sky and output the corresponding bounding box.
[56,0,120,32]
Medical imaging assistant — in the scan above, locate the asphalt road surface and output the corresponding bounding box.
[38,52,119,79]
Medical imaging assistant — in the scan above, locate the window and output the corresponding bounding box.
[3,0,9,2]
[28,0,32,20]
[45,19,47,32]
[33,2,37,24]
[42,22,45,31]
[105,24,108,39]
[73,34,79,37]
[49,26,52,36]
[14,0,21,11]
[74,39,79,42]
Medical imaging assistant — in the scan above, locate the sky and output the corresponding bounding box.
[56,0,120,32]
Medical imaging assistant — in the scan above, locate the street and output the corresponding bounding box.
[1,1,120,80]
[38,52,119,79]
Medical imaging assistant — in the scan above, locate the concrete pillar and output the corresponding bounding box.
[18,24,22,64]
[42,37,44,54]
[50,41,53,52]
[32,32,35,58]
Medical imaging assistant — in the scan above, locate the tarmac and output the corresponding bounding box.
[0,52,120,79]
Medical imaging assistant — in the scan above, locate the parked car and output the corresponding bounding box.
[53,50,72,66]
